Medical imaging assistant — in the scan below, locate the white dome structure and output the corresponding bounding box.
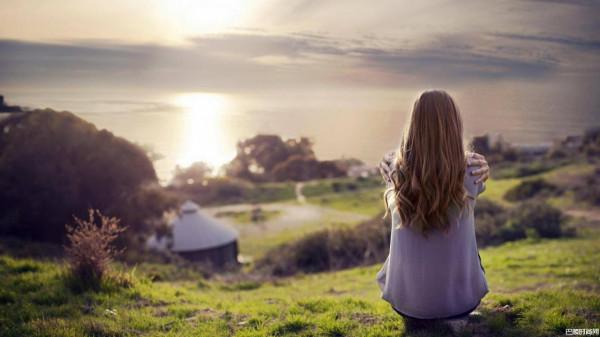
[170,200,239,268]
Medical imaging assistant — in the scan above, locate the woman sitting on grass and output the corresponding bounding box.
[377,90,489,324]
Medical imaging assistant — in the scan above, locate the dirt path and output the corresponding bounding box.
[204,202,370,237]
[295,182,306,204]
[565,208,600,227]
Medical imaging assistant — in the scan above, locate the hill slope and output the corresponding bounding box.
[1,226,599,337]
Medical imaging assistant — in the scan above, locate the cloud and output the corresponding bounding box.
[522,0,600,7]
[0,29,591,92]
[491,33,600,50]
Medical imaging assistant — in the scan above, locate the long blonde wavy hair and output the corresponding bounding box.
[384,90,467,235]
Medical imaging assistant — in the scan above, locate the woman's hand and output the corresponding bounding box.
[467,152,490,183]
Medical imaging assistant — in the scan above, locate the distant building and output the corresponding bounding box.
[517,144,550,157]
[347,164,379,178]
[147,200,239,269]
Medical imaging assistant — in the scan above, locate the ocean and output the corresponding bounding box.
[4,84,599,183]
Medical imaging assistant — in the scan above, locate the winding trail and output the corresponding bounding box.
[204,201,370,238]
[295,182,306,204]
[565,208,600,227]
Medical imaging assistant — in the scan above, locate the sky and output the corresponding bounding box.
[1,0,599,94]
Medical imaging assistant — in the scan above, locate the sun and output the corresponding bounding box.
[174,93,235,170]
[158,0,255,35]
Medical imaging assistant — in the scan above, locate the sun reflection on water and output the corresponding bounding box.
[174,93,235,170]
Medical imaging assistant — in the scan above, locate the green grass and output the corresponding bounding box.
[239,161,598,263]
[203,176,383,206]
[304,176,519,217]
[247,182,297,204]
[489,162,596,208]
[307,189,384,217]
[491,159,572,179]
[302,177,383,197]
[1,228,598,337]
[302,163,594,216]
[483,178,521,206]
[238,214,361,259]
[239,228,314,259]
[2,162,598,336]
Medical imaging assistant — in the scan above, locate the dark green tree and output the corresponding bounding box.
[0,109,175,244]
[224,134,315,182]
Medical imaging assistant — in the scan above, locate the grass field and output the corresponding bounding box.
[304,162,595,217]
[1,226,598,337]
[307,190,384,217]
[1,162,599,336]
[237,208,368,260]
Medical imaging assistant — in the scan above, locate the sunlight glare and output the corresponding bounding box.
[175,93,234,170]
[159,0,250,35]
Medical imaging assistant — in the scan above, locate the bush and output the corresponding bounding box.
[256,215,390,276]
[504,178,560,201]
[64,209,126,291]
[492,160,566,179]
[497,222,527,242]
[259,198,569,276]
[171,177,296,205]
[581,127,600,156]
[474,198,509,246]
[474,198,569,245]
[574,168,600,206]
[508,201,564,238]
[475,198,506,217]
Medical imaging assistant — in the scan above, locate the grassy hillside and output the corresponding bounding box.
[1,226,599,337]
[2,161,599,336]
[306,162,597,217]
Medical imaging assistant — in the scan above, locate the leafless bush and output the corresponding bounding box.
[64,209,126,290]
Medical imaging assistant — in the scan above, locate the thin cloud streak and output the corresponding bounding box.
[0,29,581,92]
[491,33,600,50]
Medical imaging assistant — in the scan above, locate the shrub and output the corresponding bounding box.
[256,215,389,276]
[497,222,527,242]
[474,198,509,246]
[475,198,505,217]
[476,198,569,245]
[504,178,560,201]
[172,177,296,205]
[581,127,600,156]
[64,209,126,291]
[508,201,563,238]
[259,199,568,276]
[574,168,600,206]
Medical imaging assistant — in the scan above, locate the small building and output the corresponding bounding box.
[148,200,239,269]
[347,164,379,178]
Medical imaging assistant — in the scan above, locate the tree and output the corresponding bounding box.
[0,109,176,244]
[271,155,320,181]
[171,162,212,186]
[224,134,315,182]
[581,127,600,156]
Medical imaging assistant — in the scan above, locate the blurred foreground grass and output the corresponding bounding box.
[1,226,598,337]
